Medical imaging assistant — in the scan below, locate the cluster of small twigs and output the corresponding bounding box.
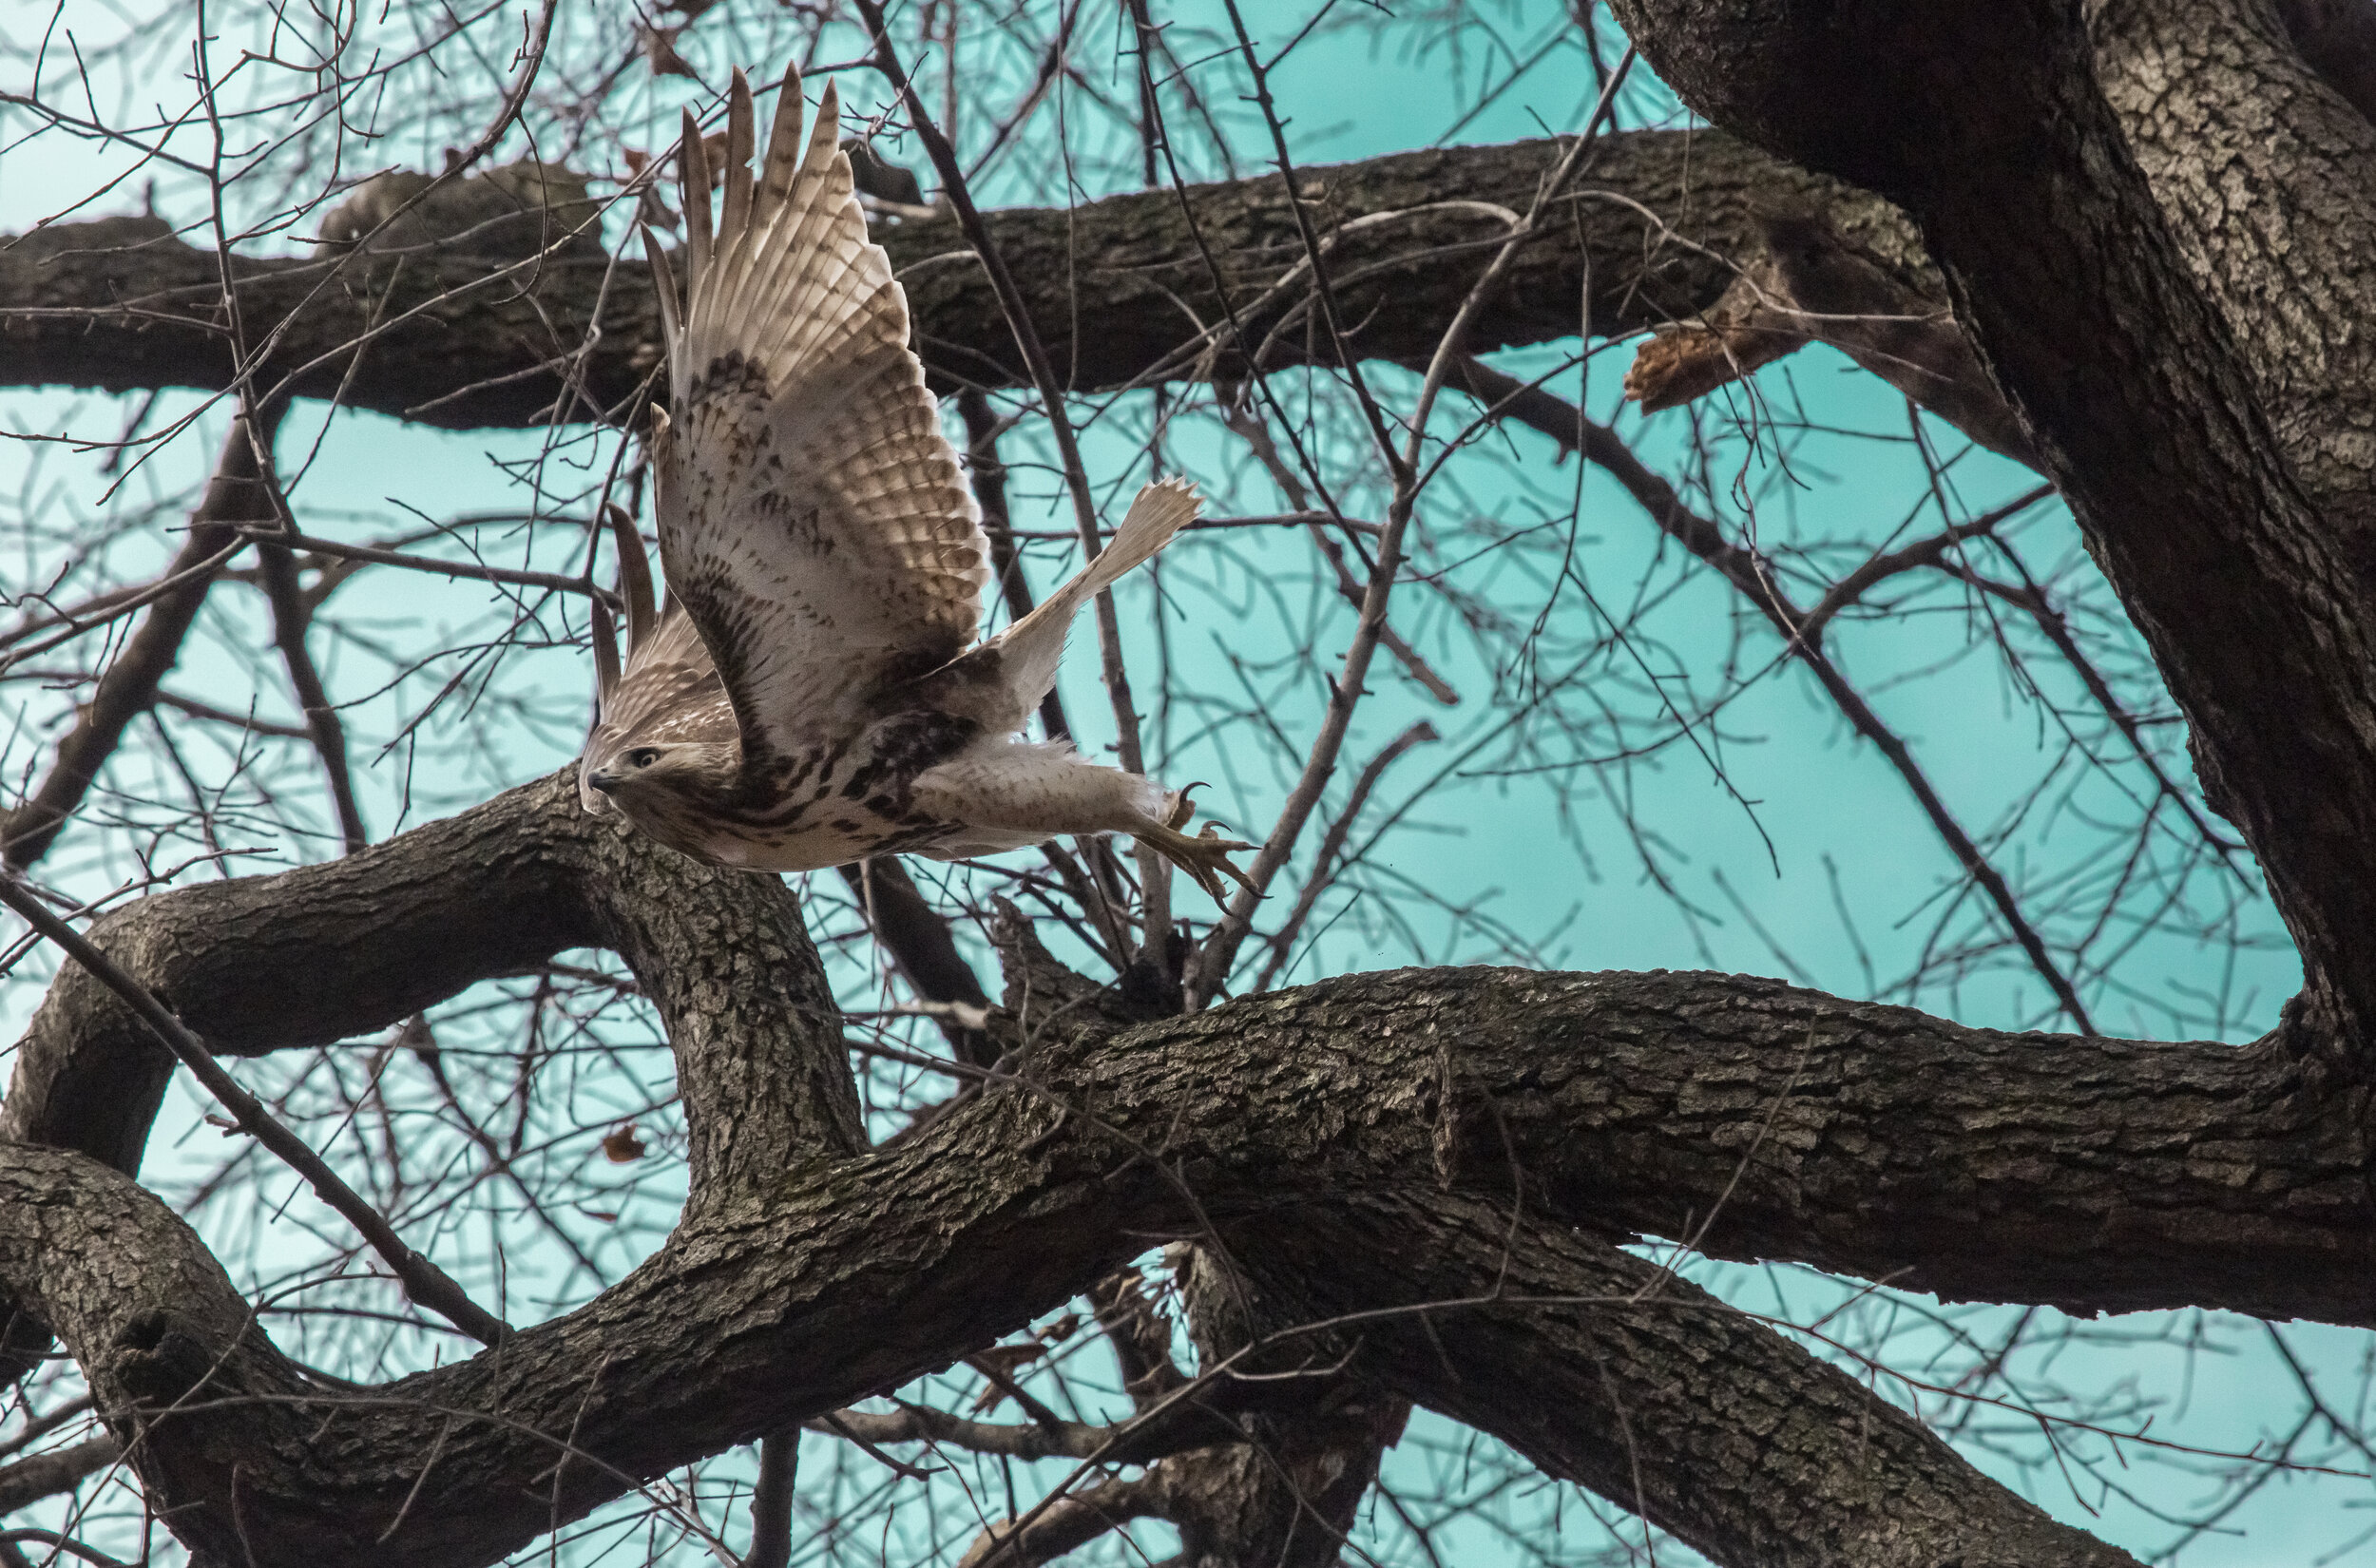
[0,0,2332,1564]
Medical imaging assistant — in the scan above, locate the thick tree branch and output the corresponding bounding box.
[1,770,857,1192]
[12,778,2369,1335]
[1168,1248,1408,1568]
[0,872,509,1347]
[19,993,2232,1568]
[2090,0,2376,531]
[1227,1194,2142,1568]
[0,1434,117,1514]
[0,135,1917,430]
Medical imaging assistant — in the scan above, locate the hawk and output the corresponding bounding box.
[578,68,1253,900]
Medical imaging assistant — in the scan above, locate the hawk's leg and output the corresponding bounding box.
[910,741,1255,901]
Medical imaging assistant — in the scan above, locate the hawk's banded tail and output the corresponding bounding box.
[987,477,1199,715]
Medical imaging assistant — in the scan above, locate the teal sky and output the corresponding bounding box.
[0,2,2354,1561]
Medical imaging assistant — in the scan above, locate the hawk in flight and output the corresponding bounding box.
[579,68,1253,900]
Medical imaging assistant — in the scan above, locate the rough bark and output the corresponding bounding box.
[0,1434,116,1514]
[1605,0,2376,1066]
[1,1016,2164,1568]
[1226,1196,2141,1568]
[1165,1251,1408,1568]
[14,779,2376,1322]
[0,133,1918,429]
[2087,0,2376,553]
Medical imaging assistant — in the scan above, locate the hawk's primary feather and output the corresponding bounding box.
[654,72,989,774]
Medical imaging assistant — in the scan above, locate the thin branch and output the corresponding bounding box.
[742,1433,795,1568]
[1795,485,2053,643]
[255,536,367,854]
[958,388,1070,741]
[1189,56,1634,1004]
[241,527,604,600]
[0,1435,117,1514]
[818,1383,1265,1471]
[151,689,313,739]
[1947,563,2249,868]
[0,874,511,1346]
[0,1396,93,1462]
[1441,355,2096,1032]
[839,857,994,1067]
[1254,720,1439,995]
[958,1474,1167,1568]
[1,411,279,870]
[1216,405,1457,704]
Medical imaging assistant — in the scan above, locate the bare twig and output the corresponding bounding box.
[1,412,278,870]
[839,857,994,1067]
[958,389,1069,741]
[1442,356,2097,1032]
[255,537,367,854]
[0,875,511,1345]
[1188,48,1636,1005]
[1255,720,1439,994]
[240,528,604,601]
[1215,404,1458,704]
[0,1397,93,1463]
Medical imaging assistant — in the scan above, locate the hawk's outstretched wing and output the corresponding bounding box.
[648,67,988,775]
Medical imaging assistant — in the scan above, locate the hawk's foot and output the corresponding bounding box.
[1136,818,1256,904]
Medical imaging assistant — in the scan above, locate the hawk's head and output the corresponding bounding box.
[579,739,738,853]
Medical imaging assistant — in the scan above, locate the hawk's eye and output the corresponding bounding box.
[628,747,661,769]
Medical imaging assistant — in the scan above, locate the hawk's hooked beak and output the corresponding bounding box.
[584,769,621,795]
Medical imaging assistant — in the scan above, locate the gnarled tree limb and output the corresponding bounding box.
[1226,1193,2143,1568]
[0,134,1918,430]
[0,767,2358,1564]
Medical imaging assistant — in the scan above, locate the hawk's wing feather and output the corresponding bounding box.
[605,502,658,654]
[600,606,732,746]
[655,67,988,774]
